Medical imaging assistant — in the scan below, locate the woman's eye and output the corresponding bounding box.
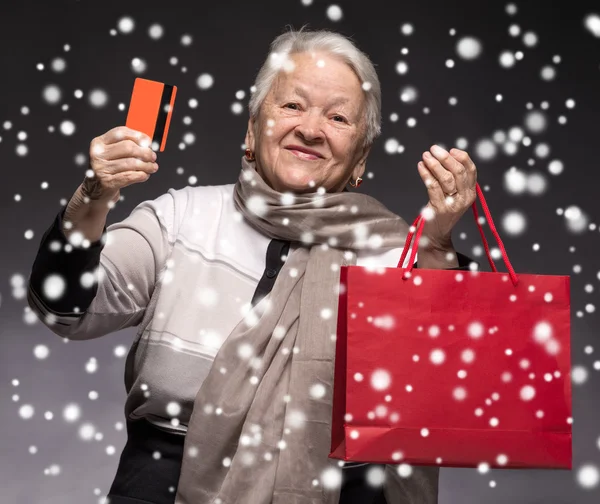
[285,103,299,110]
[333,115,347,123]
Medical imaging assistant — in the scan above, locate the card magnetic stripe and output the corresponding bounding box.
[153,84,175,151]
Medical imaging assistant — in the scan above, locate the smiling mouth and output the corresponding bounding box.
[286,149,321,161]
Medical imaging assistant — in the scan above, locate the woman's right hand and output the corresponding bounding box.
[83,126,159,204]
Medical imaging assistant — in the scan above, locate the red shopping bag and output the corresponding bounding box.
[329,183,571,470]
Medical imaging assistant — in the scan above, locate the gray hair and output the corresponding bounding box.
[248,25,382,147]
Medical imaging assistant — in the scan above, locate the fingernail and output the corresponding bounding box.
[152,151,157,161]
[431,145,446,157]
[423,151,432,159]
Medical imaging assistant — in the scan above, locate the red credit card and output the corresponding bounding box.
[125,78,177,152]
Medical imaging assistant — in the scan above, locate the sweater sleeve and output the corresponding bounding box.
[26,189,179,340]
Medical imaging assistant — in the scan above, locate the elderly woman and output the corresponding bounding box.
[27,28,478,504]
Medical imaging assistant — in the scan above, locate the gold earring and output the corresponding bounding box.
[349,176,363,188]
[244,148,255,161]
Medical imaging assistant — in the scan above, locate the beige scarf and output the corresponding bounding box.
[174,156,439,504]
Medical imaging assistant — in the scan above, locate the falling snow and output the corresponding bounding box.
[1,5,598,504]
[326,5,343,22]
[456,36,483,60]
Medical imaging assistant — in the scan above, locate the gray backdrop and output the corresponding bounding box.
[1,0,599,502]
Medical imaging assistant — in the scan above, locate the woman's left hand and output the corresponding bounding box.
[417,145,478,250]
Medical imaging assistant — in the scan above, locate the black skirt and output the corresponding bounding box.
[106,417,387,504]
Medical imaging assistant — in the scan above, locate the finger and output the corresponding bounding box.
[107,157,158,175]
[428,145,471,193]
[449,148,477,188]
[417,161,445,208]
[422,150,458,195]
[103,139,156,163]
[102,126,152,148]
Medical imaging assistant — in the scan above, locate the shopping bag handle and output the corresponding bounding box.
[397,182,519,286]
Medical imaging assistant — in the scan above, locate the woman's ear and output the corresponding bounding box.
[245,117,256,151]
[360,143,372,164]
[354,143,372,179]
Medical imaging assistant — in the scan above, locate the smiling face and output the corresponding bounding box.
[245,51,371,194]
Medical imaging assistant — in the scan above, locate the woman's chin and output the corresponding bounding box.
[275,171,320,193]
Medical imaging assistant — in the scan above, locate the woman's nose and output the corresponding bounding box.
[295,115,324,142]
